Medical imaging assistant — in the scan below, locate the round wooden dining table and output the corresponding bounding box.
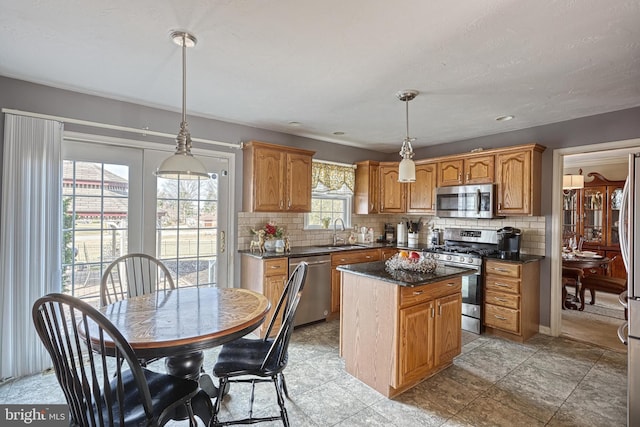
[561,254,612,309]
[96,287,270,424]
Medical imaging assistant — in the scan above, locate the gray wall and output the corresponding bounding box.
[2,75,640,327]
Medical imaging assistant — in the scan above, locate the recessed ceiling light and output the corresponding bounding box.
[495,115,515,122]
[288,121,302,127]
[333,131,345,136]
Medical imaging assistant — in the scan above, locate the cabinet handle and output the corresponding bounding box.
[494,297,508,302]
[431,307,435,318]
[270,265,282,269]
[279,200,283,209]
[494,282,510,288]
[466,172,470,181]
[365,255,372,259]
[494,315,508,321]
[413,290,424,295]
[447,282,455,287]
[288,199,291,208]
[498,202,502,210]
[438,303,442,316]
[492,267,509,272]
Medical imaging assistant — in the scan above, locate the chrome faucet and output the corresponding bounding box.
[333,218,346,246]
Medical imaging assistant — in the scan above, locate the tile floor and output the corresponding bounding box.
[0,320,627,426]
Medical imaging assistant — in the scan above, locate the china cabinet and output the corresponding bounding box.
[561,172,626,279]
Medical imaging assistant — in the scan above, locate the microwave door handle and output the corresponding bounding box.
[476,189,481,214]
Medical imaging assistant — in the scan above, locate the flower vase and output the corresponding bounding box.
[264,239,276,252]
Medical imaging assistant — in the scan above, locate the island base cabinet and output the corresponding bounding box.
[398,301,435,386]
[341,272,462,398]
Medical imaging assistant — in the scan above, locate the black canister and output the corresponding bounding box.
[497,227,522,259]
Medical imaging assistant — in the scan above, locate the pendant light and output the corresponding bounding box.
[155,31,210,180]
[397,90,418,183]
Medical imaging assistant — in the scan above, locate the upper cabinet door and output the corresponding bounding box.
[438,159,464,187]
[407,162,437,213]
[252,145,286,212]
[354,160,379,214]
[379,163,405,213]
[286,151,313,212]
[496,150,531,215]
[465,155,495,184]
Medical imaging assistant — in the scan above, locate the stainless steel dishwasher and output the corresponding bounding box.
[289,254,331,326]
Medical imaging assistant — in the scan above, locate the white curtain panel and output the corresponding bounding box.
[0,114,63,380]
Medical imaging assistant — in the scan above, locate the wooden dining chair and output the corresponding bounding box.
[562,266,584,310]
[100,253,175,307]
[210,262,308,427]
[32,293,199,427]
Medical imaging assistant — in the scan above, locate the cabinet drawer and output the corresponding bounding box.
[400,278,461,308]
[264,258,288,276]
[485,261,520,278]
[485,304,519,334]
[485,275,520,294]
[331,249,380,266]
[485,290,520,310]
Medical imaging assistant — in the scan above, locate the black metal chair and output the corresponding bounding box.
[210,262,308,427]
[32,293,199,427]
[100,253,175,307]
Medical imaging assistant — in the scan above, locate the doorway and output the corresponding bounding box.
[61,134,234,305]
[551,139,640,351]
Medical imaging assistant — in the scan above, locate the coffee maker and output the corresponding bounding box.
[497,227,522,259]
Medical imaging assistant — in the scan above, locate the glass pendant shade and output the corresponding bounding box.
[562,174,584,190]
[155,31,210,180]
[396,90,418,183]
[398,156,416,182]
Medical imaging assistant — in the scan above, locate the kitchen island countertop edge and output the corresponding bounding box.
[337,261,475,287]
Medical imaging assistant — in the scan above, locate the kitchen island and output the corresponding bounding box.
[337,261,474,398]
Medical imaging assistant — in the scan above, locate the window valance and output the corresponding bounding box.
[312,161,355,194]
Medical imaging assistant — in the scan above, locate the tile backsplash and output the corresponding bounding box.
[237,212,545,256]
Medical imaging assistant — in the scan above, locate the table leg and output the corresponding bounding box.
[165,350,216,424]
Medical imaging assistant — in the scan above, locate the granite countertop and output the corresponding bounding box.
[239,242,544,263]
[238,243,393,259]
[337,261,476,287]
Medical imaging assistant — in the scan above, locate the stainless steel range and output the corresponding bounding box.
[427,228,499,334]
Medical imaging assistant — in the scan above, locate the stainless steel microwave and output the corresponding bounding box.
[435,184,501,219]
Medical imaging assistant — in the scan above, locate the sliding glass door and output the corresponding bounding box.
[62,139,231,304]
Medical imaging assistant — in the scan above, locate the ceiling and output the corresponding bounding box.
[1,1,639,153]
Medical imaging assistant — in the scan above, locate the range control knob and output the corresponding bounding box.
[445,255,452,261]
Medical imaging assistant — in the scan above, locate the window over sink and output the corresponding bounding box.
[304,161,355,230]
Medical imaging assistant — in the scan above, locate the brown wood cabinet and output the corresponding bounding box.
[341,272,462,397]
[330,248,380,314]
[407,161,438,213]
[354,160,379,214]
[495,145,544,216]
[242,140,315,212]
[379,162,405,213]
[240,255,288,337]
[438,155,494,187]
[484,259,540,342]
